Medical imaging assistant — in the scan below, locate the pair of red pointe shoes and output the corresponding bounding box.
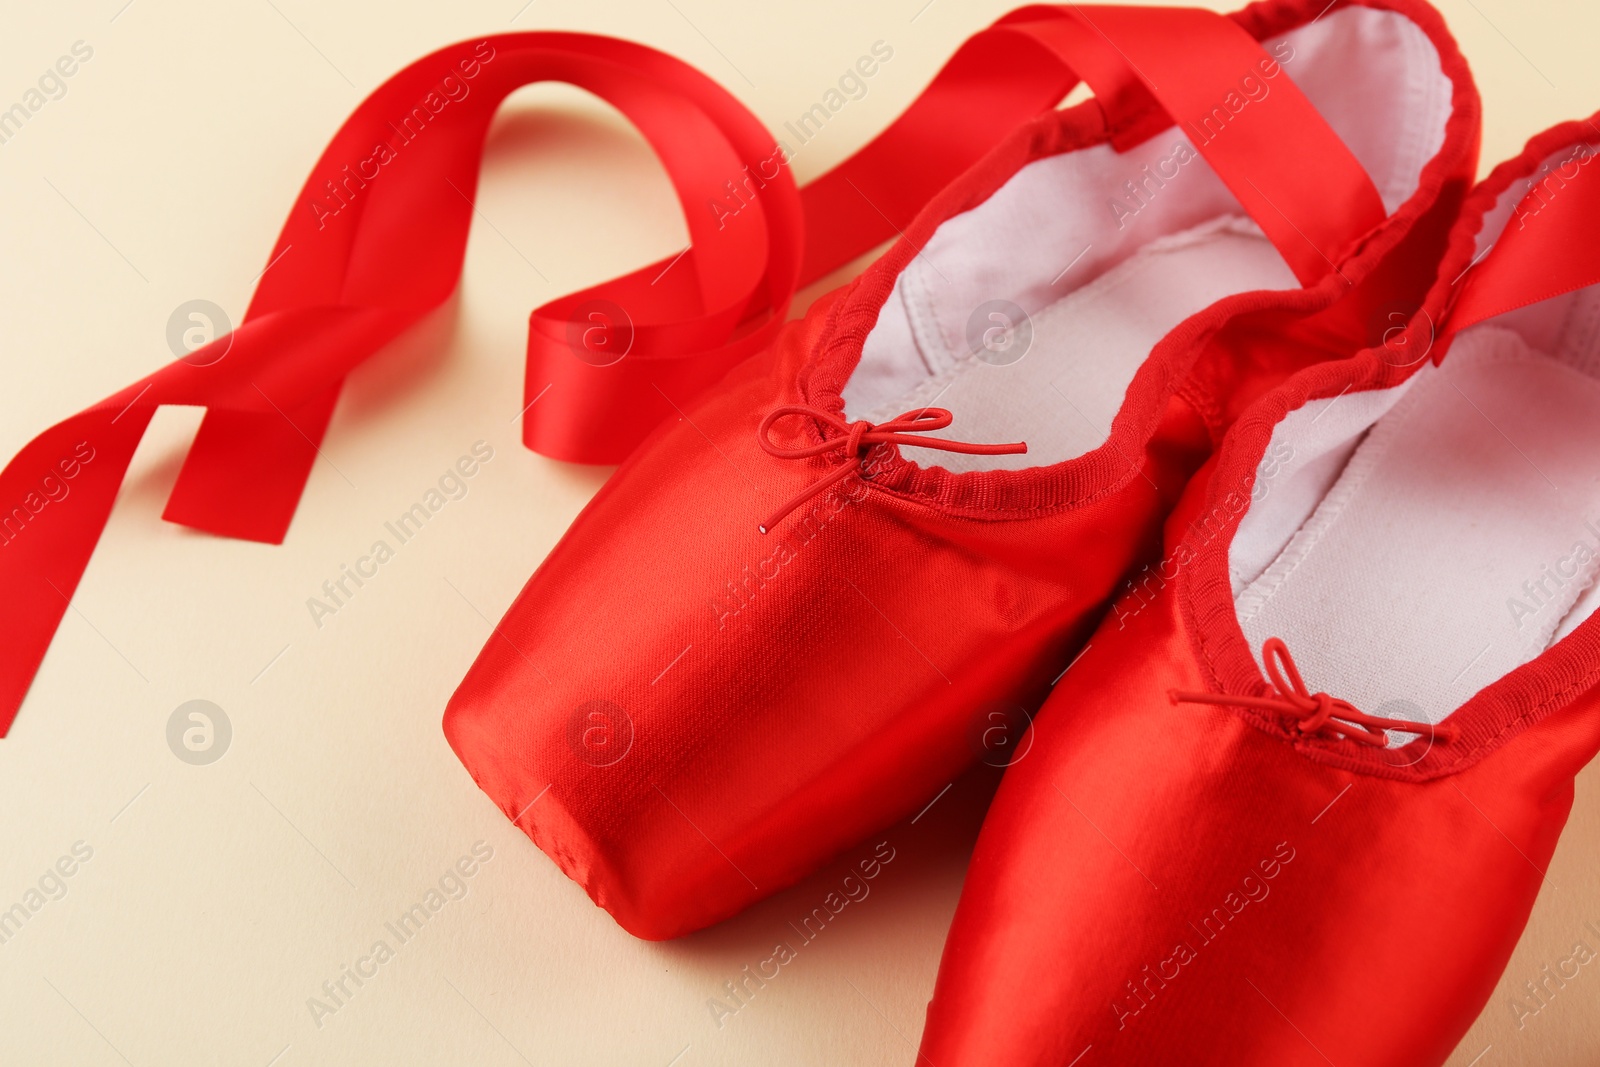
[449,0,1600,1061]
[445,0,1479,938]
[917,117,1600,1066]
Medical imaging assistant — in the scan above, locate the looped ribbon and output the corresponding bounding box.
[0,7,1390,734]
[755,406,1026,533]
[1172,637,1457,747]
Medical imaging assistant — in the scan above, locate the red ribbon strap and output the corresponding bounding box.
[0,8,1384,734]
[1449,128,1600,333]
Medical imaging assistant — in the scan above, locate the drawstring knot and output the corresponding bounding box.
[754,405,1026,534]
[1170,637,1457,748]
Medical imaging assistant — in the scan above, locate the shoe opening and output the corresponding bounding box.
[1228,139,1600,734]
[843,5,1456,474]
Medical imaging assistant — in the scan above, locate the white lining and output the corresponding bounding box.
[1227,144,1600,732]
[890,216,1293,472]
[1237,331,1600,727]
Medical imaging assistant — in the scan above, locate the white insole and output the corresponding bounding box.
[1239,327,1600,729]
[871,216,1296,472]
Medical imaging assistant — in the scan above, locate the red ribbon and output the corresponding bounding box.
[0,7,1389,734]
[1449,122,1600,332]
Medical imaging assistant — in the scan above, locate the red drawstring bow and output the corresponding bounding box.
[754,406,1026,534]
[1171,637,1458,748]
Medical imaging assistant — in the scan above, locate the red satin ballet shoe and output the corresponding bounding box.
[919,114,1600,1066]
[443,0,1480,939]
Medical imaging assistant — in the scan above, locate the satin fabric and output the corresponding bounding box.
[444,0,1482,939]
[444,286,1206,939]
[918,116,1600,1067]
[0,3,1394,735]
[918,525,1600,1065]
[0,32,812,733]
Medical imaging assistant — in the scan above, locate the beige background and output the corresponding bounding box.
[0,0,1597,1063]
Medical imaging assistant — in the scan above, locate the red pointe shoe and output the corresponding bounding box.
[443,0,1479,939]
[919,115,1600,1066]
